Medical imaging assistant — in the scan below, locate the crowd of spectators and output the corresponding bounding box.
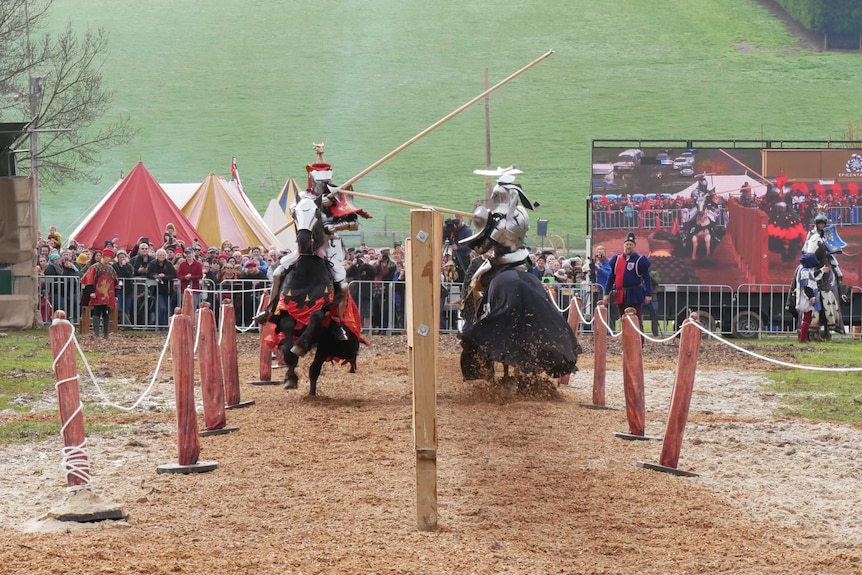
[36,222,288,329]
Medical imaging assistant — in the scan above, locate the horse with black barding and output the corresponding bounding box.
[458,174,579,398]
[268,196,365,396]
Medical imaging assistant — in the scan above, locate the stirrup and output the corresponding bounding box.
[335,325,349,341]
[253,309,270,325]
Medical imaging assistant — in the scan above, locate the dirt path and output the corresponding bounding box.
[0,333,860,574]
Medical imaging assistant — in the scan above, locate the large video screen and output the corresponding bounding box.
[589,142,862,288]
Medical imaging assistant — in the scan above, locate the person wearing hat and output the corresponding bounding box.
[147,248,177,327]
[176,246,203,310]
[81,247,119,339]
[239,257,266,325]
[602,232,653,341]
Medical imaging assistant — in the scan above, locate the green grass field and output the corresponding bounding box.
[39,0,862,252]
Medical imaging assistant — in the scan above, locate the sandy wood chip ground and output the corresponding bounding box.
[0,332,860,574]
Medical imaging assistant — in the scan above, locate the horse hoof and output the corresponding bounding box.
[283,379,298,390]
[290,344,307,357]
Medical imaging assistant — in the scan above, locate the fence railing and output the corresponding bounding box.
[38,275,862,339]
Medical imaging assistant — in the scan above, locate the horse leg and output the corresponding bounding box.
[308,346,327,397]
[291,309,326,357]
[691,234,699,260]
[501,363,515,402]
[277,315,300,389]
[704,230,711,258]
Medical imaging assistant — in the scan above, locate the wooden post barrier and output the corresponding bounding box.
[49,312,90,491]
[181,288,194,321]
[47,311,126,521]
[559,292,582,387]
[220,299,253,409]
[157,310,217,474]
[247,291,279,385]
[409,210,441,531]
[80,306,91,336]
[638,312,702,477]
[582,302,609,409]
[109,307,119,335]
[197,303,239,436]
[613,307,654,440]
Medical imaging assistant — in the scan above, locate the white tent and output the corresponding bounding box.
[263,198,298,252]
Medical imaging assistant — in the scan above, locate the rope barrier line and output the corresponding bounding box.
[610,311,862,373]
[685,320,862,372]
[595,305,623,338]
[193,309,203,355]
[64,317,176,412]
[218,302,225,346]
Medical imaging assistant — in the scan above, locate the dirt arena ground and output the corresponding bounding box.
[0,331,860,574]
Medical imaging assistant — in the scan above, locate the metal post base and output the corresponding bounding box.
[636,461,699,477]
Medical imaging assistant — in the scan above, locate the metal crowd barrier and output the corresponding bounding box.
[38,274,862,339]
[40,275,271,331]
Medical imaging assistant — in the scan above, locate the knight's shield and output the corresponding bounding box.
[822,224,847,254]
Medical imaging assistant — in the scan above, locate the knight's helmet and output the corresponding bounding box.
[460,172,539,255]
[814,211,828,225]
[306,142,333,198]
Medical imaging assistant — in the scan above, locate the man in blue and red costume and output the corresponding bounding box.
[255,143,372,338]
[602,232,653,338]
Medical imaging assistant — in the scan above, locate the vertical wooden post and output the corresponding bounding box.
[409,209,441,531]
[247,291,277,385]
[559,292,582,386]
[48,312,90,490]
[618,307,646,438]
[80,306,91,336]
[109,306,119,335]
[659,313,702,469]
[171,311,200,466]
[220,300,243,408]
[181,288,194,321]
[590,302,608,407]
[197,303,227,431]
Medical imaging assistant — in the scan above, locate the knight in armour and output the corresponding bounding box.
[458,170,578,381]
[256,143,371,327]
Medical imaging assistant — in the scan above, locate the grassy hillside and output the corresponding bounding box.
[39,0,862,251]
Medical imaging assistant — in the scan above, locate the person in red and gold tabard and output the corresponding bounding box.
[81,247,119,339]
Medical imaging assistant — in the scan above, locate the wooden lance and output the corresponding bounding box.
[274,50,555,235]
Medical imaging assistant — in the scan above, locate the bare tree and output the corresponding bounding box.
[0,0,135,187]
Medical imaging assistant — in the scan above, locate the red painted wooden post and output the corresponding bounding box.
[621,307,646,436]
[181,288,194,321]
[220,299,241,406]
[259,292,272,381]
[171,311,201,466]
[48,311,90,490]
[591,302,608,406]
[659,312,702,469]
[197,303,227,431]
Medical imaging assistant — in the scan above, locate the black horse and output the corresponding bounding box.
[271,197,362,396]
[460,264,579,390]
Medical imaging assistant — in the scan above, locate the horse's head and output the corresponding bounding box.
[291,196,326,255]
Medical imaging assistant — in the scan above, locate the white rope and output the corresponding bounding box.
[595,305,623,338]
[193,308,203,355]
[218,301,226,346]
[685,319,862,372]
[71,317,176,411]
[621,312,684,342]
[611,311,862,372]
